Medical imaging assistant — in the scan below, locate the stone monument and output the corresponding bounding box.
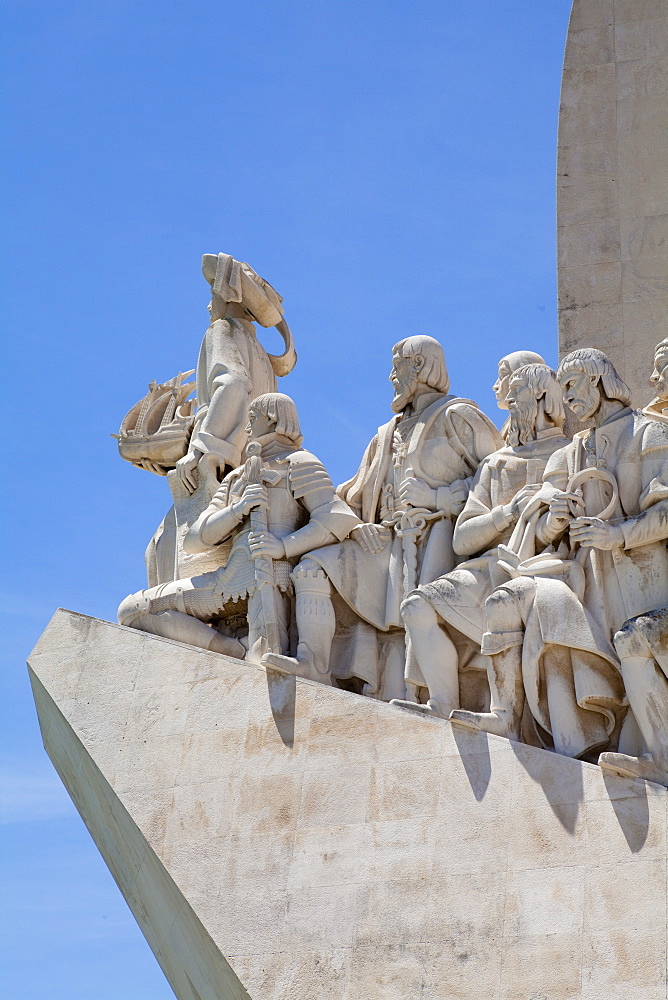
[27,3,668,998]
[557,0,668,407]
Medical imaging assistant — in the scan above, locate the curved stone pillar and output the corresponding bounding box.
[558,0,668,407]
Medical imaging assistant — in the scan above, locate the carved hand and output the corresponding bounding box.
[570,517,624,551]
[233,483,268,519]
[351,523,392,554]
[544,490,579,536]
[505,483,542,522]
[248,530,285,559]
[175,450,202,494]
[444,479,468,519]
[399,476,437,510]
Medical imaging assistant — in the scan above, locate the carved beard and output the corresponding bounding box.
[654,363,668,401]
[507,397,538,446]
[391,374,419,414]
[567,380,601,420]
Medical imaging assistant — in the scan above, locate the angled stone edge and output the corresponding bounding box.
[28,636,252,1000]
[28,610,668,1000]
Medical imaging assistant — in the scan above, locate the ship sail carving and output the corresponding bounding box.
[114,371,196,475]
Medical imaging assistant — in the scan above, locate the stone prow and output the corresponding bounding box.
[28,610,667,1000]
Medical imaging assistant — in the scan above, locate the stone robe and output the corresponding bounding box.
[190,316,277,471]
[492,408,668,756]
[413,427,569,691]
[304,393,503,696]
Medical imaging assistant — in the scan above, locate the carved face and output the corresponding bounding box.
[651,349,668,400]
[389,352,421,413]
[559,369,602,420]
[246,405,275,441]
[506,375,538,446]
[492,359,513,410]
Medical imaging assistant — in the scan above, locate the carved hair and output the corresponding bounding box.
[250,392,304,447]
[654,338,668,360]
[557,349,631,405]
[393,335,450,394]
[511,364,565,428]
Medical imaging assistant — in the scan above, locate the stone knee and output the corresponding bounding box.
[481,584,530,659]
[291,559,334,633]
[118,590,151,628]
[291,557,331,595]
[401,592,438,630]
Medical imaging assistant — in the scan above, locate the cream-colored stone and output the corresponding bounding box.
[615,15,668,62]
[557,218,621,267]
[505,866,585,937]
[620,212,668,261]
[581,929,667,998]
[558,0,668,408]
[614,0,667,24]
[288,823,362,889]
[568,0,613,32]
[622,254,668,303]
[264,335,503,695]
[563,23,615,69]
[119,393,360,663]
[28,613,668,999]
[559,64,617,147]
[398,364,570,723]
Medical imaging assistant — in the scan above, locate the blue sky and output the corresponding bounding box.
[1,1,572,996]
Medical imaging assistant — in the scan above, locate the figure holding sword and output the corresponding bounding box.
[118,394,358,660]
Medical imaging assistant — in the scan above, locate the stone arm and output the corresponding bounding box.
[183,476,247,553]
[422,405,504,520]
[535,446,571,547]
[453,460,507,557]
[447,404,505,471]
[281,457,361,560]
[189,369,252,470]
[619,425,668,549]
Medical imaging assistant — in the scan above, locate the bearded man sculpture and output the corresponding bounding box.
[259,336,503,695]
[644,337,668,423]
[118,393,358,658]
[492,350,546,440]
[451,349,668,760]
[394,363,569,718]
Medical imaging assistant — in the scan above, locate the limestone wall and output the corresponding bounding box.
[28,610,667,999]
[557,0,668,407]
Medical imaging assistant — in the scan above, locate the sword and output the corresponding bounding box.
[244,441,282,654]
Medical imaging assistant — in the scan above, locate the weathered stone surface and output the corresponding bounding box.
[29,610,668,1000]
[557,0,668,408]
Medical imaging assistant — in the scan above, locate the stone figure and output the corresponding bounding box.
[175,253,297,493]
[260,336,504,695]
[597,610,668,786]
[118,393,358,659]
[492,350,546,440]
[451,349,668,759]
[643,338,668,423]
[394,364,569,718]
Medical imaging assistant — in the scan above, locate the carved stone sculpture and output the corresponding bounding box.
[394,364,569,718]
[114,370,196,475]
[492,350,546,440]
[175,253,297,494]
[597,609,668,786]
[452,349,668,759]
[644,338,668,424]
[118,393,358,659]
[262,336,504,695]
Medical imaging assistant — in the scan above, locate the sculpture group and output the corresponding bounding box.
[117,254,668,788]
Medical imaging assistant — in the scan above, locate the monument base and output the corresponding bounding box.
[29,610,667,1000]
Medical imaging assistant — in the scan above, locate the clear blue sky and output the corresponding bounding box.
[1,1,572,996]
